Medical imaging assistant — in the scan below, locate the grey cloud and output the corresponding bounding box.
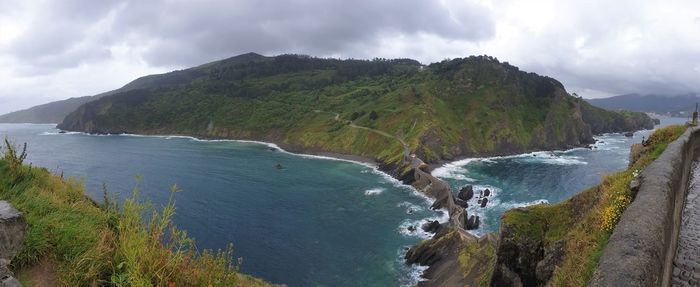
[113,0,495,66]
[1,0,698,107]
[5,0,495,71]
[6,0,120,74]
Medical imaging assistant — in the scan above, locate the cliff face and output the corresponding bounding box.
[58,54,654,171]
[486,124,687,286]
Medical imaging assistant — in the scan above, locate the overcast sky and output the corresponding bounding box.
[1,0,699,114]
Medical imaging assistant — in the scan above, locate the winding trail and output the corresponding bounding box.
[315,109,466,230]
[314,110,412,160]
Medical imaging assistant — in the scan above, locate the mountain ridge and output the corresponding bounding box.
[57,53,655,177]
[586,93,699,117]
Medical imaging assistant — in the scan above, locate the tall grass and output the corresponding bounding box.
[0,141,270,286]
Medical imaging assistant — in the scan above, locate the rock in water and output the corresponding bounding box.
[407,225,417,232]
[465,215,479,230]
[624,131,634,137]
[454,198,469,208]
[422,220,442,233]
[480,197,489,208]
[483,188,491,197]
[0,201,26,287]
[458,185,474,201]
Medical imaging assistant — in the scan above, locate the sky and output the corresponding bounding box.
[0,0,699,114]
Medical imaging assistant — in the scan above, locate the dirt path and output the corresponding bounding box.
[17,256,57,287]
[314,110,412,158]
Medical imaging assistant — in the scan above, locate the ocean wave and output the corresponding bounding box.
[397,201,424,214]
[397,248,428,287]
[364,188,385,196]
[512,152,587,165]
[397,214,448,240]
[39,131,83,136]
[434,147,591,181]
[431,158,477,181]
[498,199,549,210]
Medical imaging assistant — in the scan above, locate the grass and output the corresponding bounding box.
[496,124,688,286]
[0,140,271,286]
[457,235,496,287]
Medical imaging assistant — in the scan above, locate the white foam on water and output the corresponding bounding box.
[433,144,594,183]
[512,152,588,165]
[397,248,429,287]
[39,131,83,135]
[431,158,477,181]
[498,199,550,210]
[397,202,425,215]
[397,215,447,240]
[364,188,385,196]
[402,264,428,287]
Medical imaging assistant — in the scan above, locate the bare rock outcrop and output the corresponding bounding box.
[0,201,27,287]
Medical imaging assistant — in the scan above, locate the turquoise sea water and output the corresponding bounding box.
[0,117,685,286]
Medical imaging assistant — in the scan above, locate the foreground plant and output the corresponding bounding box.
[0,142,270,286]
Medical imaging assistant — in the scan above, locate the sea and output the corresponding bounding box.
[0,117,685,286]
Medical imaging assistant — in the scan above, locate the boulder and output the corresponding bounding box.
[422,220,442,233]
[407,225,417,232]
[0,201,26,287]
[0,201,26,260]
[629,179,641,193]
[454,198,469,208]
[465,215,480,230]
[480,197,489,208]
[458,185,474,201]
[483,188,491,197]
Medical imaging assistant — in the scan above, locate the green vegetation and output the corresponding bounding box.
[457,235,496,287]
[0,140,270,286]
[58,54,654,174]
[498,124,687,286]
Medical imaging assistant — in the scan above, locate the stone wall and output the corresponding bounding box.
[590,127,700,287]
[0,201,26,287]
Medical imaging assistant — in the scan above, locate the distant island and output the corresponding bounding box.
[587,93,699,118]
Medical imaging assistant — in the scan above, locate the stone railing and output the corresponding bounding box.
[590,127,700,287]
[0,201,27,286]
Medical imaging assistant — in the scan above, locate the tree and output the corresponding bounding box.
[369,110,378,120]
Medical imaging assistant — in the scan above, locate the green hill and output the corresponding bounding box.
[58,53,654,176]
[0,96,101,124]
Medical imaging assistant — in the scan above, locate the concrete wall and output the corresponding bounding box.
[590,127,700,287]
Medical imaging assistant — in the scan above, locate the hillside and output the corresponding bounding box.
[0,61,217,124]
[0,96,101,124]
[58,53,655,177]
[587,94,699,117]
